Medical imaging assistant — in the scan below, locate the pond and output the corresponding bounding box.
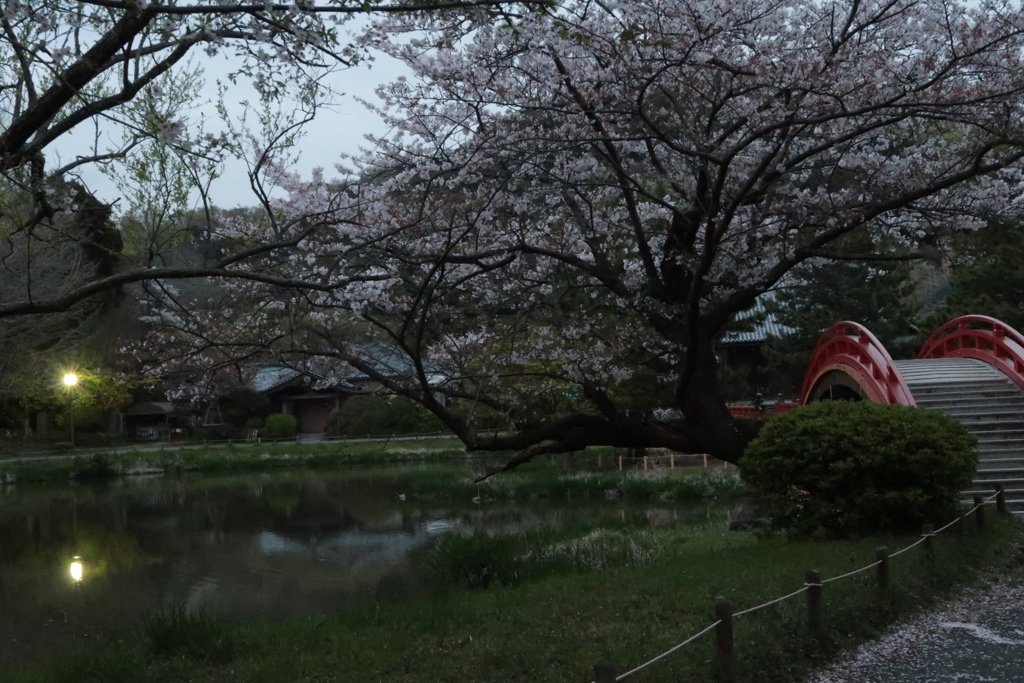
[0,464,717,670]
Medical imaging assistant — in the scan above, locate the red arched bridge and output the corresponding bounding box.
[734,315,1024,514]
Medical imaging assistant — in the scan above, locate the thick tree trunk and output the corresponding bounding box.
[676,335,759,464]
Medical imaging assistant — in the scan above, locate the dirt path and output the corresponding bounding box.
[808,575,1024,682]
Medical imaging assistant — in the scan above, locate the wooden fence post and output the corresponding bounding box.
[996,484,1007,515]
[922,523,935,562]
[593,661,617,683]
[875,547,889,590]
[806,570,823,635]
[974,496,986,531]
[618,455,623,472]
[714,598,735,683]
[670,454,675,470]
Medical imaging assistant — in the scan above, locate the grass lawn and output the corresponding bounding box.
[10,502,1021,683]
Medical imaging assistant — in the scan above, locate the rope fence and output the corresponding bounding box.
[592,487,1007,683]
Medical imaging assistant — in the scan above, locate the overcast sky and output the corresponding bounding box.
[54,45,412,214]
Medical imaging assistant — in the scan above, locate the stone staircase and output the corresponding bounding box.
[895,358,1024,515]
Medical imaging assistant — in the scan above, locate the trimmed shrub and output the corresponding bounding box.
[741,401,977,536]
[263,413,298,439]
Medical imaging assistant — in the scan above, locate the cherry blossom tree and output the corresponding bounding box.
[0,0,546,319]
[134,0,1024,466]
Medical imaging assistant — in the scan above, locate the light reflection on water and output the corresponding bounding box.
[0,466,713,669]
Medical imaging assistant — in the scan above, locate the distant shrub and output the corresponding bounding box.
[741,401,977,536]
[263,413,298,439]
[326,395,445,436]
[72,452,117,480]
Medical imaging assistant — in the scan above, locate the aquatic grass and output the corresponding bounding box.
[403,461,745,504]
[534,528,664,569]
[432,519,709,589]
[144,606,235,663]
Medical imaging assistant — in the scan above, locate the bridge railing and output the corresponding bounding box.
[917,315,1024,393]
[799,321,915,406]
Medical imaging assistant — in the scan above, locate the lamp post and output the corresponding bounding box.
[63,373,78,447]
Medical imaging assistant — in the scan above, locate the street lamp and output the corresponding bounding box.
[63,373,78,447]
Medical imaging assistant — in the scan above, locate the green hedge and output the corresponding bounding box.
[741,401,977,536]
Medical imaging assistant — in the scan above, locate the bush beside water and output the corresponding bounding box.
[742,401,977,536]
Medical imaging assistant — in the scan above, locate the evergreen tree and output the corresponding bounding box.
[944,224,1024,332]
[764,255,917,389]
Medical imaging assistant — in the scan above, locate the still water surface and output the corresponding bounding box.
[0,465,711,669]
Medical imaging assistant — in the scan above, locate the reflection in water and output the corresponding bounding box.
[0,467,712,670]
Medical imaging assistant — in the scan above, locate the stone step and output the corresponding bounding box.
[978,450,1024,459]
[905,374,1013,385]
[916,384,1017,393]
[907,380,1016,392]
[896,358,1010,383]
[977,447,1024,458]
[912,379,1018,386]
[950,419,1024,431]
[974,440,1024,450]
[933,408,1024,420]
[976,456,1024,468]
[918,395,1024,407]
[975,430,1024,441]
[973,470,1024,484]
[912,391,1021,404]
[918,403,1024,415]
[896,358,1024,510]
[913,392,1024,404]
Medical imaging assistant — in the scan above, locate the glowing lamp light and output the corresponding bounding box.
[69,557,84,582]
[63,373,78,387]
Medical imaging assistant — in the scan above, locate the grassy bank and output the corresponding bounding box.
[11,508,1021,683]
[0,438,469,484]
[0,442,744,505]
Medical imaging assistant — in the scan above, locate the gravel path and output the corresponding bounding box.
[808,576,1024,682]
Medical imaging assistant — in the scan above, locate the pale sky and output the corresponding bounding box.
[54,46,412,214]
